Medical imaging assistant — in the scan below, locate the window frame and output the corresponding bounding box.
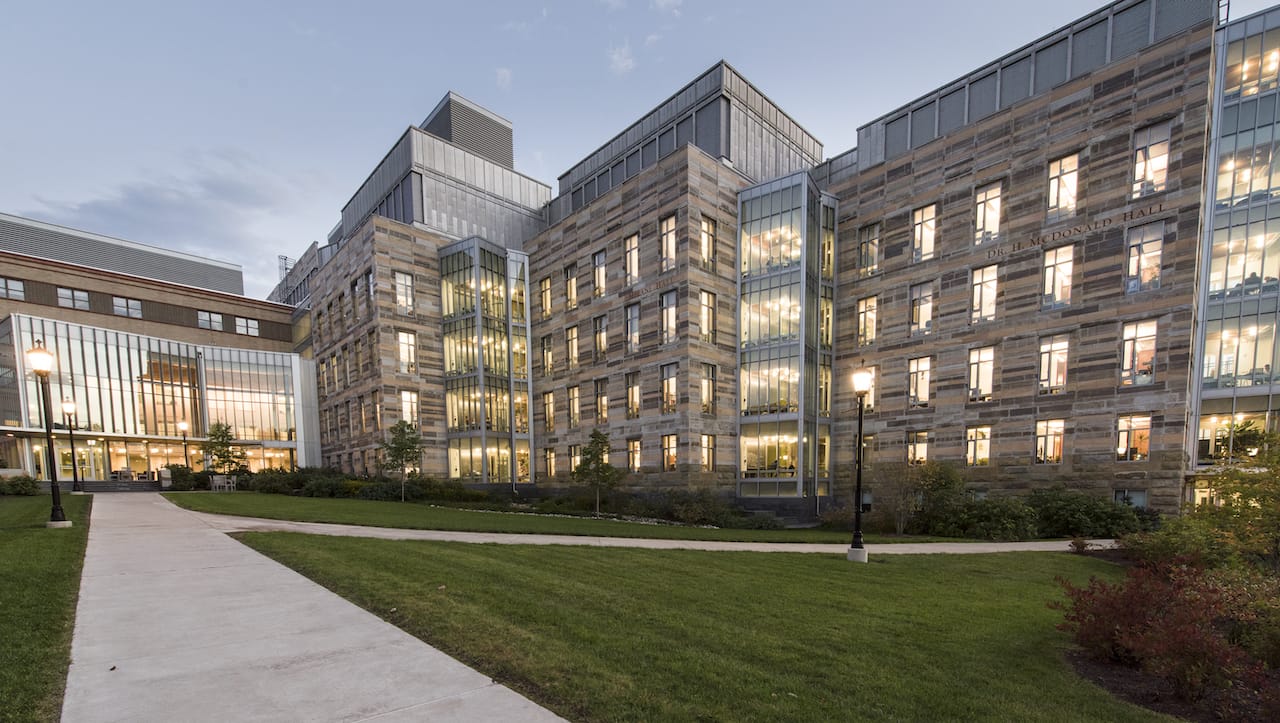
[912,204,937,262]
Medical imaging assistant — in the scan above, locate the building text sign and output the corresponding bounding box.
[986,201,1166,260]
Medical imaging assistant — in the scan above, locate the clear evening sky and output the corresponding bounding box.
[1,1,1268,298]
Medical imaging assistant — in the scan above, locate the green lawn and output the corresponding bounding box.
[238,534,1164,722]
[163,492,953,543]
[0,494,91,723]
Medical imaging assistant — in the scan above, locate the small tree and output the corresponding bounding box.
[571,429,624,516]
[380,420,422,501]
[869,462,922,535]
[202,421,246,474]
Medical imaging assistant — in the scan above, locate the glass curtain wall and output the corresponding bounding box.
[737,173,835,499]
[442,239,531,486]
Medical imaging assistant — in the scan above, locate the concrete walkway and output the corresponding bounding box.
[189,508,1110,555]
[63,494,565,723]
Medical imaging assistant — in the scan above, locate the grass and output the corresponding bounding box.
[163,492,958,543]
[239,533,1167,722]
[0,494,91,723]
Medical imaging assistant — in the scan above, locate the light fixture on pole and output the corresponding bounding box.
[61,397,83,493]
[848,365,873,563]
[177,421,189,467]
[26,340,71,528]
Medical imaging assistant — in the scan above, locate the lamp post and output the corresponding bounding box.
[848,366,873,563]
[61,398,83,493]
[177,421,189,468]
[26,340,71,528]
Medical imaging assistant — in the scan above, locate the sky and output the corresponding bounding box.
[1,0,1273,299]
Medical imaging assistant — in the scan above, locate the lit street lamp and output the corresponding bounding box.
[26,340,71,528]
[178,421,190,467]
[848,366,873,563]
[62,398,83,493]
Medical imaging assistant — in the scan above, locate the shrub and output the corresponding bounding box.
[1,475,40,496]
[908,462,967,535]
[409,476,489,503]
[163,464,195,484]
[1028,488,1140,538]
[300,477,348,498]
[940,496,1039,541]
[1119,516,1239,569]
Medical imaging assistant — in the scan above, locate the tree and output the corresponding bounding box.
[571,428,624,516]
[380,420,422,501]
[202,421,246,474]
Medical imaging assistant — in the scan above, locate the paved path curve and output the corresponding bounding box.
[63,493,565,723]
[190,508,1112,555]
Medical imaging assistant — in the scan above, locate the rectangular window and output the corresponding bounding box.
[235,317,259,336]
[912,204,936,262]
[1132,122,1170,198]
[544,448,557,477]
[662,434,677,471]
[394,271,414,314]
[594,379,609,424]
[565,326,579,369]
[401,390,419,426]
[857,296,877,346]
[1126,222,1163,293]
[910,282,934,335]
[1039,335,1069,394]
[907,431,929,465]
[660,290,676,344]
[908,356,931,408]
[1043,246,1073,308]
[592,249,607,297]
[112,297,142,318]
[1036,419,1065,464]
[974,183,1001,245]
[660,214,677,272]
[700,434,716,472]
[197,311,223,331]
[661,363,678,414]
[57,287,90,310]
[542,392,555,433]
[966,427,991,466]
[567,386,580,429]
[701,363,717,414]
[625,303,641,352]
[397,331,416,373]
[699,291,716,344]
[626,372,640,419]
[625,234,640,285]
[857,223,880,277]
[1121,320,1157,386]
[1048,154,1078,219]
[627,438,641,472]
[1117,414,1152,461]
[700,218,716,269]
[540,277,552,318]
[540,334,554,376]
[0,277,25,300]
[1114,489,1149,508]
[968,347,994,402]
[569,444,582,473]
[564,264,578,309]
[593,315,608,358]
[971,265,997,323]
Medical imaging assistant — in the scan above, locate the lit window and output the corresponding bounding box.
[701,363,717,414]
[542,392,555,433]
[594,379,609,424]
[907,430,929,465]
[968,347,994,402]
[565,326,579,370]
[660,290,677,344]
[627,438,641,472]
[593,315,608,358]
[0,277,24,300]
[912,204,936,262]
[910,282,934,335]
[197,311,223,331]
[1117,414,1152,461]
[1121,320,1158,386]
[971,265,997,323]
[1043,246,1073,308]
[567,386,580,429]
[974,183,1001,245]
[700,218,716,270]
[401,390,419,426]
[1036,419,1065,464]
[660,214,677,272]
[626,372,640,419]
[1039,335,1069,394]
[568,444,582,473]
[857,223,880,277]
[57,287,90,310]
[625,234,640,285]
[699,291,716,344]
[908,356,931,408]
[544,448,556,477]
[593,250,607,297]
[112,297,142,318]
[857,296,877,346]
[1048,154,1078,219]
[235,317,259,336]
[540,335,553,376]
[540,277,552,318]
[625,303,640,353]
[700,434,716,472]
[662,434,678,471]
[394,271,414,314]
[966,427,991,466]
[661,363,678,414]
[1132,122,1170,197]
[564,264,578,309]
[397,331,416,373]
[1126,222,1163,293]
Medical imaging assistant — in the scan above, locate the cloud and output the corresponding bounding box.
[644,33,661,46]
[652,0,682,16]
[609,42,635,75]
[496,67,512,91]
[23,150,313,299]
[599,0,626,9]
